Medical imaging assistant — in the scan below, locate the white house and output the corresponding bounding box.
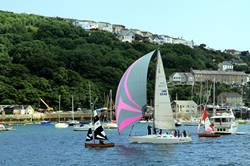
[97,22,112,32]
[172,37,194,48]
[117,29,135,43]
[130,29,143,36]
[159,35,173,44]
[171,100,198,115]
[25,105,35,115]
[75,20,98,31]
[169,72,194,85]
[218,61,234,71]
[150,35,163,45]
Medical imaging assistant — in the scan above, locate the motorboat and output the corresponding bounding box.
[210,107,238,134]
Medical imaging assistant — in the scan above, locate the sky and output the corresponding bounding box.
[1,0,250,51]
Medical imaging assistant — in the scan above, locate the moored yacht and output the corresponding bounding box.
[210,107,238,134]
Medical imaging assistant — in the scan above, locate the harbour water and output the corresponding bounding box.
[0,123,250,166]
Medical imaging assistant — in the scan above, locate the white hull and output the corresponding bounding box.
[139,120,153,123]
[103,122,117,129]
[129,134,192,144]
[55,123,69,128]
[0,127,15,131]
[213,121,238,134]
[211,108,238,134]
[67,120,79,126]
[73,124,94,131]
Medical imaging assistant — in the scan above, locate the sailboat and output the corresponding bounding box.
[67,95,79,126]
[115,50,192,144]
[74,85,94,131]
[55,95,69,128]
[0,123,15,131]
[197,105,220,137]
[85,109,115,148]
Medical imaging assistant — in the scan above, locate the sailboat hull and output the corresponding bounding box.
[55,123,69,128]
[85,143,115,148]
[198,132,220,137]
[103,123,117,129]
[129,134,192,144]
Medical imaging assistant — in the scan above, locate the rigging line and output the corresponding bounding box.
[129,124,135,136]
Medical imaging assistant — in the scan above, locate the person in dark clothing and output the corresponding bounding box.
[177,130,180,137]
[174,130,177,137]
[147,125,152,135]
[183,130,187,137]
[159,129,162,135]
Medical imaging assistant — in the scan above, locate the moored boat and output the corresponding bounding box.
[210,107,238,134]
[55,122,69,128]
[0,123,15,131]
[73,123,94,131]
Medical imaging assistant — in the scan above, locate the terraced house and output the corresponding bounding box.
[191,69,248,85]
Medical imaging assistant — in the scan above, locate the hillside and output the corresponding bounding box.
[0,10,248,110]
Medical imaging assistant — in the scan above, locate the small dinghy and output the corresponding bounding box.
[84,110,114,148]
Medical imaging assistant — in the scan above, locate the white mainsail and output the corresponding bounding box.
[154,50,175,130]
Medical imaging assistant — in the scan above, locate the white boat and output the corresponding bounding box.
[73,123,94,131]
[129,134,192,144]
[0,124,15,131]
[115,50,192,144]
[103,122,117,129]
[139,119,153,123]
[54,96,69,128]
[67,95,79,126]
[55,122,69,128]
[210,107,238,134]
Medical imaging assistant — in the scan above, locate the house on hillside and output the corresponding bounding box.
[218,61,233,71]
[171,100,198,115]
[224,49,241,56]
[169,72,194,85]
[191,69,248,85]
[217,92,243,107]
[112,24,125,33]
[74,20,98,31]
[97,22,112,32]
[116,29,135,43]
[159,35,173,44]
[0,105,35,115]
[172,37,194,48]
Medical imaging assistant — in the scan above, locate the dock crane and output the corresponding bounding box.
[40,98,53,112]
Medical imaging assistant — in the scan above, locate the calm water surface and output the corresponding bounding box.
[0,123,250,166]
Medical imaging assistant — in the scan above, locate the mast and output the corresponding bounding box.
[213,78,215,114]
[58,95,61,122]
[89,82,92,123]
[72,95,74,121]
[109,89,112,122]
[58,95,61,112]
[198,82,203,118]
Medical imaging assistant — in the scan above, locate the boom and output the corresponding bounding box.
[40,98,53,112]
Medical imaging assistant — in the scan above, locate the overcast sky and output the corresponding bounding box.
[1,0,249,51]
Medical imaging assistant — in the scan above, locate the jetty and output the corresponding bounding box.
[0,111,92,124]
